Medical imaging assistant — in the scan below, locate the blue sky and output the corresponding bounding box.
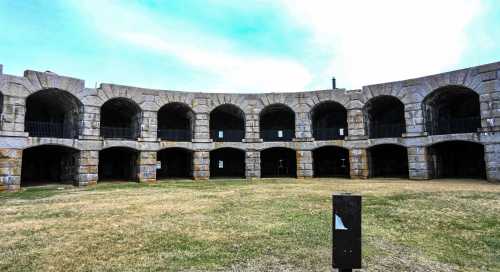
[0,0,499,92]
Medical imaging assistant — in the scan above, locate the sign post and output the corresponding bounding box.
[332,194,362,271]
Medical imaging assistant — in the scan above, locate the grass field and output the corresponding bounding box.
[0,178,499,271]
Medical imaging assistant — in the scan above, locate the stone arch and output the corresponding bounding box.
[312,145,350,178]
[427,140,485,179]
[363,95,406,138]
[98,146,139,181]
[422,85,480,135]
[100,97,142,139]
[259,103,295,141]
[157,147,193,179]
[209,103,245,142]
[157,102,195,141]
[209,147,245,178]
[260,147,297,177]
[367,144,408,178]
[21,144,80,186]
[25,88,83,138]
[95,84,146,108]
[310,101,348,140]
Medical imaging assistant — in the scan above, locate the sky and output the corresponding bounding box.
[0,0,499,92]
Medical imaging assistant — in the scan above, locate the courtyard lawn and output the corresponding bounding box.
[0,179,499,271]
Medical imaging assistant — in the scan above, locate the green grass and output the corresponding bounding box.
[0,178,499,271]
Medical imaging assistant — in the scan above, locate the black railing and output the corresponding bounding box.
[101,126,136,139]
[210,129,245,142]
[158,129,191,141]
[25,121,74,138]
[313,127,347,140]
[426,116,480,135]
[369,122,405,138]
[261,129,294,141]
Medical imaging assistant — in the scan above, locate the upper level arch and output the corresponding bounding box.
[364,95,406,138]
[157,102,194,141]
[100,97,142,140]
[209,104,245,142]
[259,103,295,142]
[310,101,348,140]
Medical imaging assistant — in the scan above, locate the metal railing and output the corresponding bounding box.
[210,129,245,142]
[101,126,136,139]
[313,127,347,140]
[261,129,294,141]
[158,129,192,141]
[369,122,405,138]
[426,116,480,135]
[25,121,74,138]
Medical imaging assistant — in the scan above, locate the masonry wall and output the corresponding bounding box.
[0,61,499,190]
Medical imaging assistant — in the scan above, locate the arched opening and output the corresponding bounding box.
[368,144,408,178]
[313,146,350,177]
[428,141,485,179]
[157,148,193,179]
[210,104,245,142]
[21,145,79,186]
[25,89,82,138]
[365,96,406,138]
[98,147,138,181]
[424,86,480,135]
[157,103,194,141]
[260,104,295,141]
[311,101,348,140]
[0,92,4,118]
[209,148,245,178]
[260,147,297,177]
[100,98,141,139]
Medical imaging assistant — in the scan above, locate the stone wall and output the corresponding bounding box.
[0,61,499,190]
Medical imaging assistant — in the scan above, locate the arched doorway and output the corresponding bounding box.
[100,98,141,139]
[209,104,245,142]
[368,144,408,178]
[25,89,82,138]
[209,148,245,178]
[313,146,350,177]
[21,145,79,186]
[428,141,485,179]
[365,96,406,138]
[157,103,194,141]
[311,101,348,140]
[98,147,139,181]
[423,86,480,135]
[260,147,297,177]
[157,148,193,179]
[260,104,295,141]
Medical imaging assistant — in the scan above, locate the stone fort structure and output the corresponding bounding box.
[0,61,499,190]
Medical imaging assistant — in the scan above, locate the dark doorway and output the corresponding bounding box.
[21,145,79,186]
[365,96,406,138]
[157,148,193,179]
[311,101,348,140]
[261,147,297,177]
[313,146,350,177]
[210,104,245,142]
[428,141,485,179]
[100,98,141,139]
[25,89,82,138]
[209,148,245,178]
[98,147,138,181]
[260,104,295,141]
[424,86,480,135]
[368,144,408,178]
[157,103,194,141]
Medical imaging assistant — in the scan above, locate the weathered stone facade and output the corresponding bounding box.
[1,61,499,190]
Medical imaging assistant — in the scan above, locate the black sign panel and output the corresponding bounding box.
[332,194,362,269]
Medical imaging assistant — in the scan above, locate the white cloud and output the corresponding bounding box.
[279,0,483,88]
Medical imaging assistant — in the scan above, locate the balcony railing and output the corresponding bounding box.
[210,129,245,142]
[158,129,192,141]
[313,127,347,140]
[261,129,294,141]
[101,126,136,139]
[369,122,405,139]
[25,121,75,138]
[426,116,480,135]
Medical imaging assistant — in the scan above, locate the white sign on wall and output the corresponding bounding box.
[218,160,224,168]
[339,128,344,136]
[278,130,283,138]
[156,161,161,169]
[218,130,224,138]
